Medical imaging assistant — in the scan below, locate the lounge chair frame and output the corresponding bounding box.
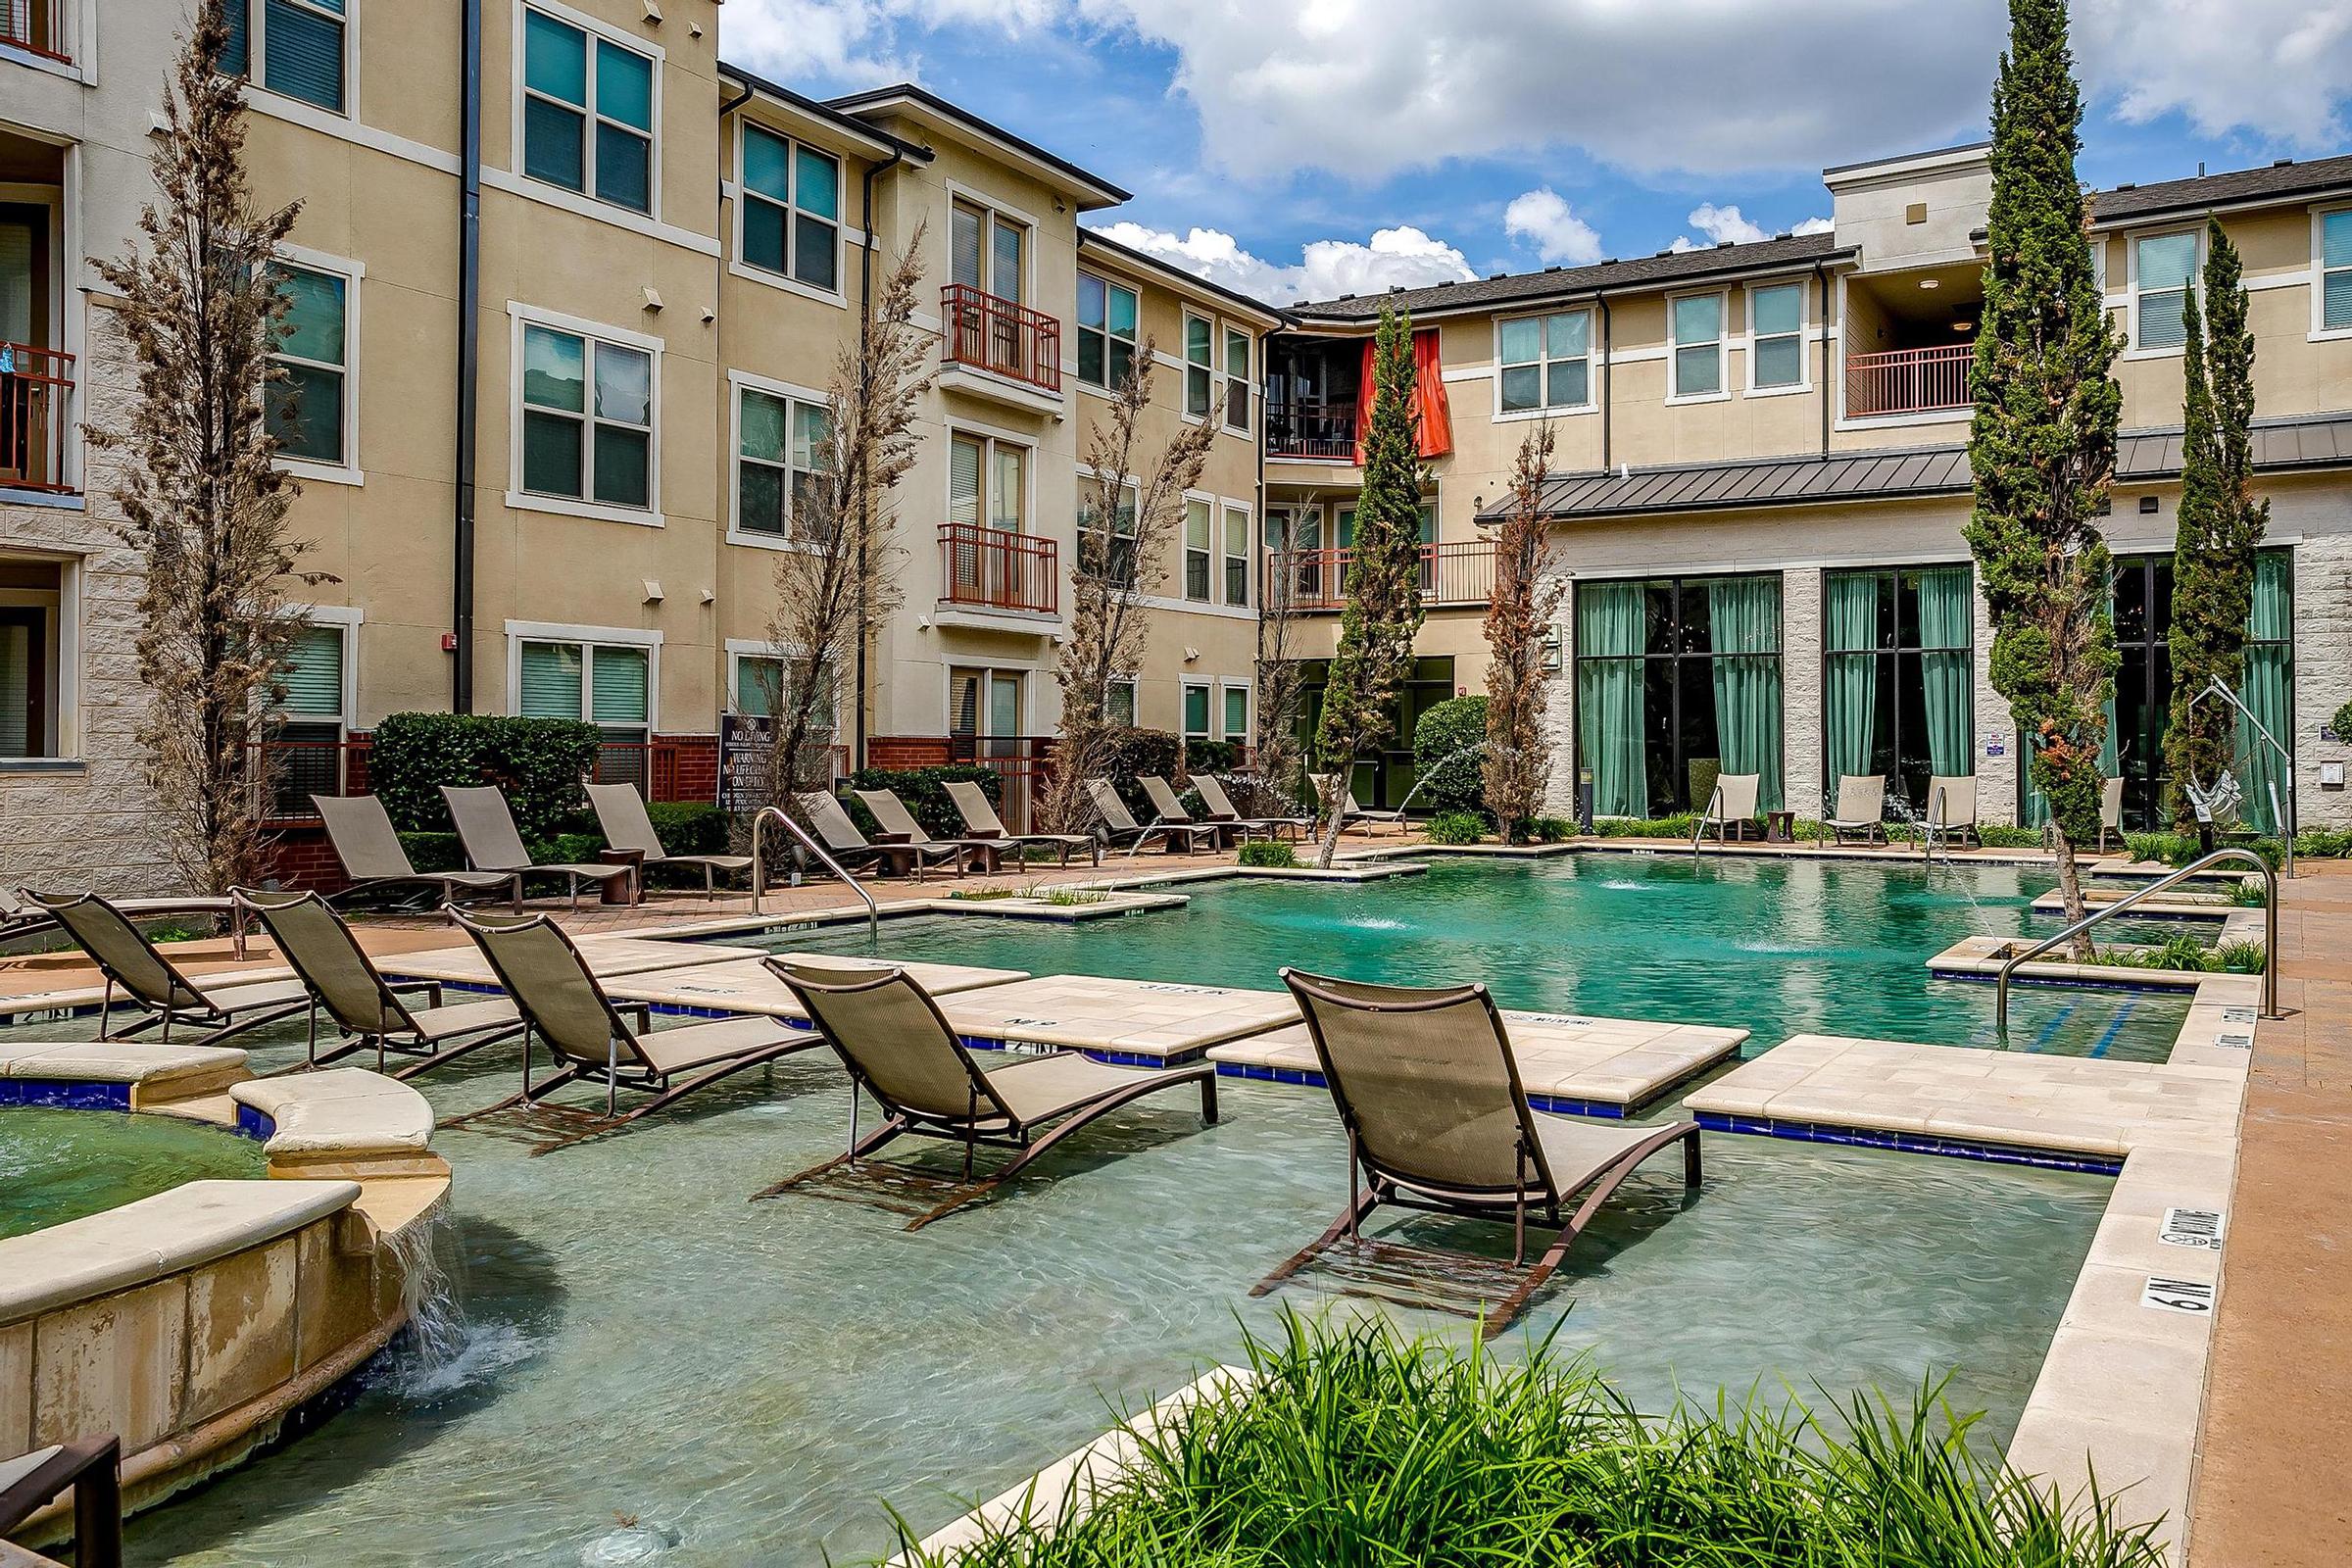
[1137,774,1264,848]
[1822,775,1888,847]
[1084,777,1221,857]
[798,792,966,881]
[312,794,522,912]
[852,787,1006,874]
[21,890,314,1047]
[755,958,1218,1228]
[441,786,636,910]
[1923,775,1980,854]
[585,781,754,899]
[1309,774,1408,837]
[1191,773,1309,842]
[945,780,1102,867]
[1696,773,1762,845]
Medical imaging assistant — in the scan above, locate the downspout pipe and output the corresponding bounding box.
[1815,260,1832,457]
[853,141,909,772]
[1596,294,1612,475]
[452,0,483,711]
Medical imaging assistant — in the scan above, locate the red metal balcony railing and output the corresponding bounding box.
[942,283,1061,394]
[948,733,1053,834]
[1845,342,1973,418]
[1265,540,1496,612]
[1266,397,1357,461]
[1,0,68,61]
[941,521,1057,615]
[1,343,75,494]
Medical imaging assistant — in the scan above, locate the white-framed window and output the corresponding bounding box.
[1183,313,1213,418]
[1219,679,1250,744]
[1181,679,1211,743]
[268,255,355,471]
[1077,272,1139,389]
[1496,309,1591,414]
[729,647,836,740]
[1183,496,1212,601]
[514,308,658,518]
[270,612,356,811]
[2132,230,2199,352]
[223,0,349,114]
[0,556,70,762]
[734,380,828,543]
[1107,677,1137,726]
[950,430,1027,533]
[510,627,657,752]
[739,122,840,294]
[1224,326,1250,432]
[1079,475,1139,584]
[1221,501,1250,608]
[1670,291,1725,398]
[1747,282,1805,390]
[2318,209,2352,335]
[951,197,1026,302]
[520,4,655,216]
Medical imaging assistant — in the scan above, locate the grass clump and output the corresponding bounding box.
[1040,888,1109,907]
[892,1311,2165,1568]
[1423,809,1488,845]
[2082,932,2265,974]
[1237,839,1298,869]
[947,884,1021,902]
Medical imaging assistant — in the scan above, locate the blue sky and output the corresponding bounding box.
[725,1,2352,304]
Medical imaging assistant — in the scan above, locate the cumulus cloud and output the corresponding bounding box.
[1503,188,1604,266]
[1090,221,1476,304]
[2074,0,2352,149]
[1666,204,1835,253]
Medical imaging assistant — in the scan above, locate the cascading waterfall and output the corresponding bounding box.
[371,1203,538,1400]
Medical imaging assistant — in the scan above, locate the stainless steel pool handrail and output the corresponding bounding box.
[750,805,879,939]
[1993,847,2278,1033]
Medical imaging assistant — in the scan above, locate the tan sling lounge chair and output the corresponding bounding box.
[798,793,966,880]
[234,889,524,1075]
[1255,969,1702,1339]
[0,887,238,948]
[313,794,522,911]
[1309,774,1407,836]
[2098,776,2126,854]
[853,787,1006,874]
[1822,775,1888,846]
[1696,772,1761,844]
[21,891,314,1046]
[1192,774,1310,841]
[945,779,1101,866]
[439,909,820,1152]
[1084,777,1221,856]
[586,782,754,898]
[1137,774,1251,847]
[441,785,637,910]
[1923,775,1979,853]
[756,958,1219,1228]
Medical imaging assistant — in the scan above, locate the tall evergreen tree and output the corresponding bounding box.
[1311,301,1427,868]
[1965,0,2122,956]
[2163,220,2269,830]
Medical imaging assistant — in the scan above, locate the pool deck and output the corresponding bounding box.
[599,954,1029,1017]
[927,974,1301,1064]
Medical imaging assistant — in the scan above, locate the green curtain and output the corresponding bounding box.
[1823,572,1879,786]
[1707,576,1783,810]
[1576,581,1648,818]
[1917,565,1975,777]
[2236,550,2292,833]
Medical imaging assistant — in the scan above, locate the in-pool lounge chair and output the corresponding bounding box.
[1192,774,1310,842]
[234,888,524,1074]
[1923,775,1979,854]
[0,887,239,948]
[439,909,820,1152]
[798,793,965,880]
[1821,775,1888,846]
[21,890,315,1045]
[1309,775,1407,837]
[1138,774,1253,848]
[854,787,1006,874]
[1085,777,1222,856]
[1695,773,1761,845]
[756,958,1219,1228]
[2098,776,2125,854]
[945,780,1101,866]
[586,782,754,899]
[1255,969,1702,1339]
[313,794,522,912]
[441,786,637,910]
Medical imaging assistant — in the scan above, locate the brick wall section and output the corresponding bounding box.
[868,735,953,769]
[267,828,346,893]
[654,733,717,803]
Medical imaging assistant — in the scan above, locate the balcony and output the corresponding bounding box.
[1845,343,1972,419]
[1266,397,1356,462]
[0,343,75,495]
[940,521,1057,620]
[1,0,67,61]
[1268,539,1495,613]
[941,284,1060,405]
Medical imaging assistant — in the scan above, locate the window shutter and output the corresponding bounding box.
[264,0,344,112]
[591,646,650,724]
[949,436,981,528]
[280,626,345,718]
[518,641,583,717]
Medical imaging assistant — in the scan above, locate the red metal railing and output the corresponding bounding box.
[949,733,1053,834]
[1266,397,1356,461]
[1266,540,1496,612]
[1,343,75,493]
[1,0,68,60]
[942,283,1061,394]
[941,521,1058,614]
[1844,343,1972,418]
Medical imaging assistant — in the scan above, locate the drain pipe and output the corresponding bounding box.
[450,0,483,711]
[1596,294,1613,475]
[851,141,909,771]
[1814,260,1832,457]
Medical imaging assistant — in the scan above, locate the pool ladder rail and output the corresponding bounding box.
[749,805,880,940]
[1992,847,2280,1035]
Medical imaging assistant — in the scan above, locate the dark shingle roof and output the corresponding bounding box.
[825,83,1131,206]
[2092,153,2352,225]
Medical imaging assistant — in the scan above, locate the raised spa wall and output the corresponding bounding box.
[0,1046,449,1549]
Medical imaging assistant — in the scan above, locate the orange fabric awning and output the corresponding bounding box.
[1352,329,1453,463]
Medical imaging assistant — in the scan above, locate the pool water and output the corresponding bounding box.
[0,1107,269,1240]
[764,855,2196,1062]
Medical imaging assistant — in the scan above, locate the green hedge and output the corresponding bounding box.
[1101,726,1184,817]
[400,799,728,879]
[1184,738,1241,775]
[841,765,1001,841]
[1237,839,1298,868]
[1412,697,1488,816]
[369,712,601,841]
[1423,808,1487,845]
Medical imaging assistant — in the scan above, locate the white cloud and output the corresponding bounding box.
[1503,187,1603,266]
[1090,221,1476,304]
[1791,216,1836,236]
[1665,204,1835,253]
[2074,0,2352,149]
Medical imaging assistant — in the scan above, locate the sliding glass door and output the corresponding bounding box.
[1574,573,1783,816]
[1821,565,1974,812]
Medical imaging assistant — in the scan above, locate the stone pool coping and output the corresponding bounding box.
[1926,906,2268,993]
[600,955,1029,1019]
[0,1041,250,1108]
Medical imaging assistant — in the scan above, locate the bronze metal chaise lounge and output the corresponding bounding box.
[441,785,637,910]
[312,793,523,911]
[438,909,821,1153]
[853,786,1007,874]
[1084,777,1222,856]
[585,781,754,898]
[233,889,525,1075]
[797,792,967,880]
[1256,969,1703,1339]
[21,891,316,1046]
[944,780,1102,867]
[1190,773,1310,842]
[756,958,1219,1228]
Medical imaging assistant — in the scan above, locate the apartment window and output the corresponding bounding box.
[950,665,1023,738]
[517,637,651,750]
[522,8,655,215]
[223,0,347,114]
[1224,327,1250,431]
[951,200,1024,301]
[1184,314,1212,418]
[1181,680,1211,743]
[269,263,349,465]
[1221,503,1250,608]
[1080,479,1138,584]
[0,559,64,760]
[2322,211,2352,331]
[520,323,654,511]
[1107,678,1137,726]
[950,431,1026,532]
[1749,283,1804,389]
[737,386,826,540]
[1497,310,1590,413]
[271,621,349,813]
[1221,682,1250,743]
[2134,231,2198,351]
[1184,497,1211,601]
[1671,293,1724,397]
[740,125,840,293]
[733,652,835,738]
[1077,273,1138,388]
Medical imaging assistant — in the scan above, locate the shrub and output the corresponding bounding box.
[1423,809,1487,845]
[1595,812,1699,840]
[1411,696,1488,815]
[1100,726,1184,816]
[2216,939,2268,973]
[368,712,601,841]
[397,831,466,872]
[1183,738,1240,776]
[1237,839,1298,869]
[2334,698,2352,747]
[1526,815,1577,844]
[645,800,729,855]
[2295,827,2352,858]
[842,765,1000,841]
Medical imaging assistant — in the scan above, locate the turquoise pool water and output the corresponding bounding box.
[761,854,2195,1062]
[0,1107,269,1240]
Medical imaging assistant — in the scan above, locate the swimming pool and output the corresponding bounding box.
[0,1107,268,1240]
[760,854,2195,1063]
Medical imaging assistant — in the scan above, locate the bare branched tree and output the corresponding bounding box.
[762,225,931,813]
[1037,351,1220,833]
[87,0,326,895]
[1482,423,1562,840]
[1239,495,1312,815]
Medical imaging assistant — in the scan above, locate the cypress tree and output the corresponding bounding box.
[1312,300,1428,867]
[1964,0,2122,953]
